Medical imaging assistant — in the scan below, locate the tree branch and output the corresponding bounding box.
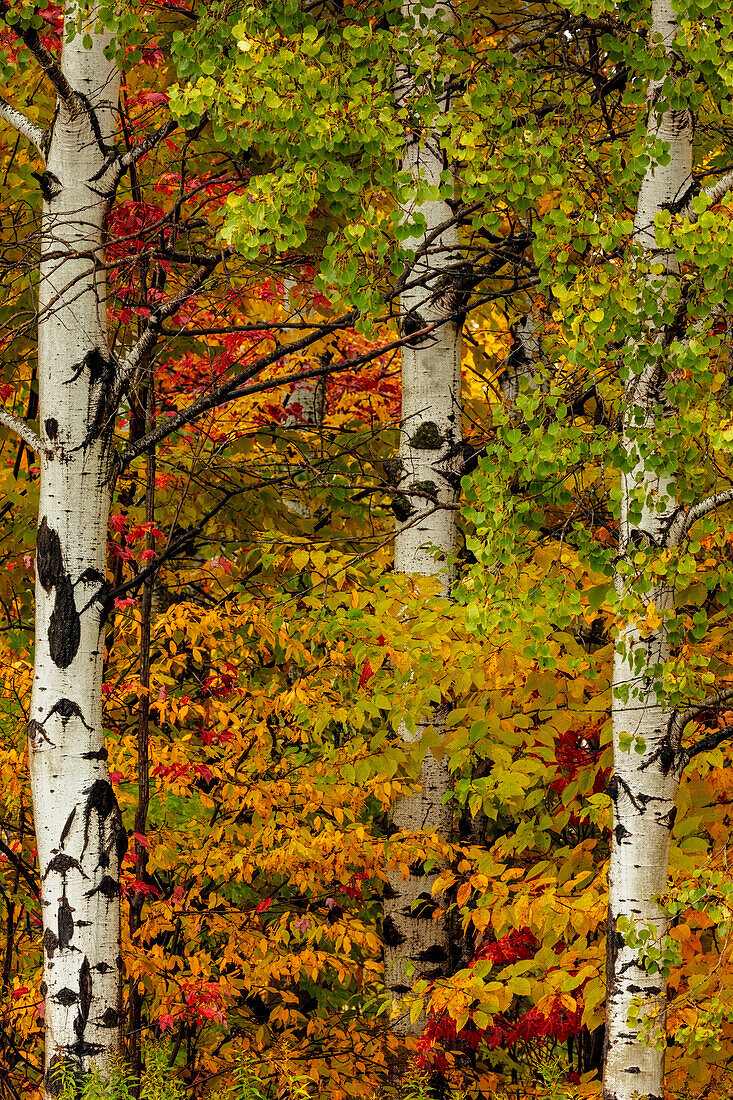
[685,488,733,530]
[124,260,228,376]
[118,279,535,470]
[117,309,359,469]
[667,487,733,542]
[0,1,75,106]
[670,686,733,751]
[703,169,733,208]
[0,838,39,900]
[682,721,733,766]
[108,488,241,602]
[0,410,44,456]
[118,118,178,173]
[0,96,45,158]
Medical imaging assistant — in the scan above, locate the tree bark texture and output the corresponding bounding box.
[29,5,124,1091]
[604,4,692,1097]
[384,0,462,1048]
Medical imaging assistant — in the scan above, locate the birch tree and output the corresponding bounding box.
[0,3,401,1085]
[382,0,462,1057]
[605,3,733,1096]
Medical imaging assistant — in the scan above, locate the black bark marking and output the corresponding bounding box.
[49,575,81,668]
[410,421,443,449]
[65,346,113,387]
[78,579,111,618]
[417,944,448,964]
[76,92,112,157]
[32,169,62,202]
[626,1067,641,1074]
[79,957,91,1023]
[659,806,677,829]
[75,567,105,588]
[60,807,76,849]
[614,823,631,844]
[44,853,86,880]
[43,928,59,959]
[383,915,407,948]
[58,897,75,947]
[382,881,399,901]
[626,984,645,993]
[45,418,59,441]
[37,518,64,592]
[660,739,676,774]
[391,494,415,522]
[66,1039,104,1058]
[636,792,667,808]
[93,961,113,973]
[607,774,642,811]
[85,875,119,900]
[96,1007,119,1028]
[48,698,92,729]
[390,983,411,995]
[401,309,430,346]
[80,779,122,870]
[40,981,48,995]
[82,748,108,761]
[28,718,55,749]
[409,892,438,920]
[638,734,676,775]
[408,859,429,877]
[54,987,79,1006]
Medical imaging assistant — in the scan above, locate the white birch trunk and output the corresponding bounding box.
[29,5,123,1091]
[604,4,692,1096]
[384,0,461,1045]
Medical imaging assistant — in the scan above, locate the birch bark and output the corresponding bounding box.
[384,0,462,1051]
[604,4,692,1097]
[29,5,124,1091]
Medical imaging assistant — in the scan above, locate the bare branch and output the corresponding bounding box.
[702,169,733,208]
[118,310,359,469]
[682,721,733,766]
[0,1,74,105]
[686,487,733,527]
[670,686,733,751]
[0,95,46,158]
[118,118,178,173]
[0,838,39,899]
[128,263,230,373]
[118,278,534,471]
[669,487,733,541]
[0,409,44,455]
[108,488,241,602]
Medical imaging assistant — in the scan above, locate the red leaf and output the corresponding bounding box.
[359,660,374,688]
[256,897,273,914]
